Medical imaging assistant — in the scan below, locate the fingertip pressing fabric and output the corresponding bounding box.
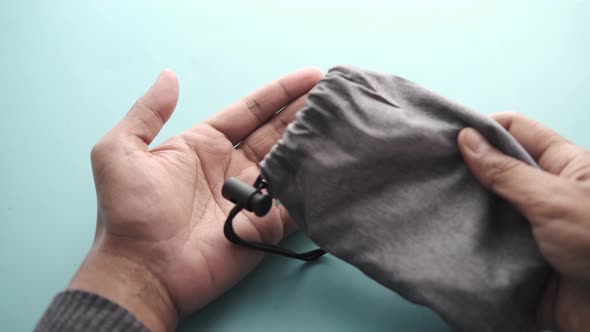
[259,66,549,332]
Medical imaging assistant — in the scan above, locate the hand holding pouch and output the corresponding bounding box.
[259,66,549,332]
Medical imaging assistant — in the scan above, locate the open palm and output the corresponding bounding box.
[75,69,322,331]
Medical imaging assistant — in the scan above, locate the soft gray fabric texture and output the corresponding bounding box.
[35,290,148,332]
[260,66,549,332]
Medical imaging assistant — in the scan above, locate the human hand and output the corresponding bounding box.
[69,68,323,332]
[457,113,590,332]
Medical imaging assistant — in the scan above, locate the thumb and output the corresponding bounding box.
[457,127,562,219]
[114,69,179,148]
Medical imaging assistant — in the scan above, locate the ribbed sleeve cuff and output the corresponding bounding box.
[35,290,149,332]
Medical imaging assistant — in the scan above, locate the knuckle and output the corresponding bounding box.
[136,99,165,125]
[484,157,521,190]
[242,96,264,122]
[546,199,578,223]
[91,137,120,163]
[526,185,565,216]
[90,140,108,162]
[504,111,523,119]
[239,139,261,162]
[521,181,576,222]
[277,79,293,100]
[269,115,287,136]
[498,111,524,124]
[570,151,590,181]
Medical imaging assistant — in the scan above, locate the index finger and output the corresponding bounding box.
[205,68,323,145]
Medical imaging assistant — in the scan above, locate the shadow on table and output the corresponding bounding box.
[179,232,451,332]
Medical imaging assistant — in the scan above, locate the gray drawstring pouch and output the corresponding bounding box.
[258,66,549,332]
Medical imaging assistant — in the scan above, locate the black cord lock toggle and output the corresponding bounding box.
[222,177,273,217]
[221,176,326,262]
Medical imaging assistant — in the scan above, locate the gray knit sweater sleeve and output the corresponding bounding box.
[35,290,149,332]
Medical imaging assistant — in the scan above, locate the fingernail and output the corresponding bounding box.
[156,69,173,82]
[156,71,166,82]
[463,128,490,154]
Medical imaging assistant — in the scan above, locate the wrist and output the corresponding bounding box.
[555,281,590,332]
[69,242,179,332]
[539,276,590,332]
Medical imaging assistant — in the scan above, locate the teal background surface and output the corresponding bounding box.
[1,1,589,331]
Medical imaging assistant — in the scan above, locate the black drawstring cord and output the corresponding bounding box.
[222,175,326,262]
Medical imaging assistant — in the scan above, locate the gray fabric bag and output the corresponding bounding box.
[259,66,549,332]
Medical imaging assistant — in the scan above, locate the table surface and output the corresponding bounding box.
[1,1,589,331]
